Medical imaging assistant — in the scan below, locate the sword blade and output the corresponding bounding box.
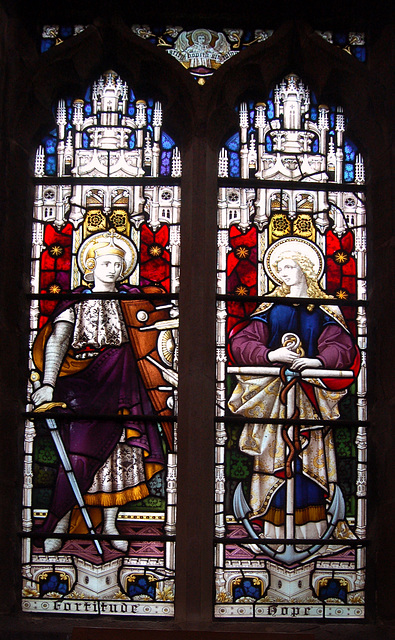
[45,418,103,556]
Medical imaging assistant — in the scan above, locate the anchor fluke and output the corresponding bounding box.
[327,483,345,523]
[233,481,252,521]
[233,481,346,565]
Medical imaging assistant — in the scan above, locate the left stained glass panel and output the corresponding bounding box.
[23,71,180,616]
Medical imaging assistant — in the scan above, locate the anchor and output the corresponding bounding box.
[229,358,352,565]
[233,480,345,565]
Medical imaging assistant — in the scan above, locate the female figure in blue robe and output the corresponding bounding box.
[229,239,358,542]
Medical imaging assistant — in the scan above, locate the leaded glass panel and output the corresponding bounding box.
[23,71,180,616]
[215,74,367,620]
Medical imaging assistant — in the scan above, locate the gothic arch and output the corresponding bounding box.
[0,5,394,637]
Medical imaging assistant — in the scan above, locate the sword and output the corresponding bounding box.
[31,371,103,556]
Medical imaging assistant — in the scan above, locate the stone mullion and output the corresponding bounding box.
[175,132,217,625]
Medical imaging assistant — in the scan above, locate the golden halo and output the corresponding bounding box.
[77,231,137,282]
[191,29,212,45]
[264,237,325,285]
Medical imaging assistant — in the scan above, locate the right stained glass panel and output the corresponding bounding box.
[215,74,367,620]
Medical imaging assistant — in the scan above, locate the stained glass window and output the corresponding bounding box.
[316,31,366,62]
[131,26,274,83]
[215,73,367,620]
[23,71,180,616]
[40,25,275,83]
[41,25,88,52]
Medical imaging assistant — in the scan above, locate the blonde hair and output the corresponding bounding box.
[84,240,126,282]
[271,251,333,302]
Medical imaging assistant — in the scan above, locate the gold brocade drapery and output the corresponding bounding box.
[228,374,346,519]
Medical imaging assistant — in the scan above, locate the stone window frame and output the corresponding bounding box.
[0,11,394,638]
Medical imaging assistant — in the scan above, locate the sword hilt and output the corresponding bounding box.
[34,402,68,413]
[30,370,67,412]
[30,370,41,391]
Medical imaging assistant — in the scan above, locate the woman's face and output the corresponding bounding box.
[93,254,123,285]
[276,258,305,287]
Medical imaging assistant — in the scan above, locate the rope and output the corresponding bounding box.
[279,365,301,479]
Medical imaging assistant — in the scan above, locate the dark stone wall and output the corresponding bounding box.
[0,2,393,638]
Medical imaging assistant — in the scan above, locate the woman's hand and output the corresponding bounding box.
[290,357,322,371]
[31,384,54,407]
[268,347,299,365]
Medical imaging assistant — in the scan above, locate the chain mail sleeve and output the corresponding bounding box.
[42,318,74,387]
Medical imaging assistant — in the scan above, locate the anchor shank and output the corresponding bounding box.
[285,383,296,540]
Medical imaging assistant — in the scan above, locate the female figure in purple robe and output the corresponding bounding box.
[32,231,165,553]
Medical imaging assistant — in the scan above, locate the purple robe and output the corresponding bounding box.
[37,286,165,534]
[230,304,356,370]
